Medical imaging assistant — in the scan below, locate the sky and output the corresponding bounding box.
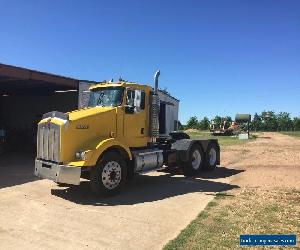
[0,0,299,123]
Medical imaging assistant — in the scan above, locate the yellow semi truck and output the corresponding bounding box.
[34,71,220,196]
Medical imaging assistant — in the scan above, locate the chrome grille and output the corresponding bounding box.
[37,122,60,162]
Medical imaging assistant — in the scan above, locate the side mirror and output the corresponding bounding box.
[125,105,135,114]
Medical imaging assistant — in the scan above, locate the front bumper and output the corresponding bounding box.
[34,159,81,185]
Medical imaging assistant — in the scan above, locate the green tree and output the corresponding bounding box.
[293,117,300,131]
[277,112,292,131]
[213,116,222,129]
[261,111,278,131]
[198,117,210,130]
[251,112,262,131]
[186,116,199,129]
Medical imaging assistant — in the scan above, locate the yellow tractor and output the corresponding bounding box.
[210,118,238,136]
[35,71,220,196]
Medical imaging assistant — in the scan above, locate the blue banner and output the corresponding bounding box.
[240,234,297,246]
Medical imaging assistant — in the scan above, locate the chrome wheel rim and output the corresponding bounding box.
[191,150,201,170]
[101,161,122,190]
[209,148,217,166]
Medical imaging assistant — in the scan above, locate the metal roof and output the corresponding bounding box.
[0,63,180,101]
[0,63,79,94]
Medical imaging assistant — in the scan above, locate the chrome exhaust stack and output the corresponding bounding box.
[149,70,160,141]
[154,70,160,95]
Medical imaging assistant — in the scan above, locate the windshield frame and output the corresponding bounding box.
[87,86,125,108]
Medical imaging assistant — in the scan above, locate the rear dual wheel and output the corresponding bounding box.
[182,143,218,176]
[203,143,218,171]
[182,144,204,176]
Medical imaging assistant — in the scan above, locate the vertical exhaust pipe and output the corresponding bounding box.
[150,70,161,141]
[154,70,160,94]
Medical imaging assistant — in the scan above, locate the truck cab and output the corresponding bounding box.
[35,72,220,196]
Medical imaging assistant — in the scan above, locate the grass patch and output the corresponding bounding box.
[164,188,300,250]
[186,130,256,147]
[281,131,300,139]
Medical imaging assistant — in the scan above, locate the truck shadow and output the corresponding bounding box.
[51,166,243,206]
[159,166,244,179]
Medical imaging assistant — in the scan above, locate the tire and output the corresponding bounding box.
[203,143,218,171]
[90,151,127,197]
[126,161,135,180]
[182,144,204,176]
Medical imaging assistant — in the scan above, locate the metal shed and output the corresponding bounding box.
[0,63,80,153]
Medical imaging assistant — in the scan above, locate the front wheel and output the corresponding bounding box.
[90,151,127,196]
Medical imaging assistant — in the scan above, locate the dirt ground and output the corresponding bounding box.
[0,132,299,250]
[222,132,300,189]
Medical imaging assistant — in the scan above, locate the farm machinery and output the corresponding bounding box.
[210,114,251,137]
[210,118,238,136]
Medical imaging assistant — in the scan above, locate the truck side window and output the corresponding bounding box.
[140,91,145,110]
[126,90,135,107]
[126,89,145,113]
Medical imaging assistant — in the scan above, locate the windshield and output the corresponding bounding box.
[88,87,124,107]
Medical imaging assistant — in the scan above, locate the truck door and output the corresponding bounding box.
[123,88,148,147]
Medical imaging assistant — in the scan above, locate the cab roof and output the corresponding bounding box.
[89,81,152,91]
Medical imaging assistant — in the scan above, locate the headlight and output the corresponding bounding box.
[75,151,86,160]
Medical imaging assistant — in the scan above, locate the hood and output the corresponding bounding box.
[60,106,118,164]
[67,106,115,121]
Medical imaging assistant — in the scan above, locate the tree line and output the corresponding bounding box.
[183,111,300,131]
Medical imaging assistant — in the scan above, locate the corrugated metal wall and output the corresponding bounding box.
[158,90,179,136]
